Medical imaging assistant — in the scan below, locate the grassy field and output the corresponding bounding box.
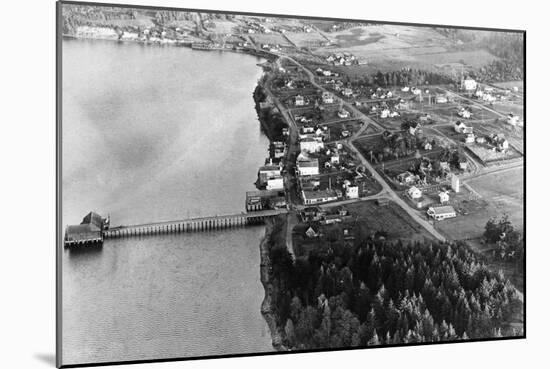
[250,33,293,47]
[344,200,436,242]
[435,167,524,241]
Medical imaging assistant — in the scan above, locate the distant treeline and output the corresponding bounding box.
[267,225,523,350]
[347,69,454,88]
[435,28,524,82]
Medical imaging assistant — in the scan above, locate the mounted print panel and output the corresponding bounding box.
[57,1,525,367]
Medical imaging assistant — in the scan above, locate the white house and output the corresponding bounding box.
[463,78,477,91]
[342,88,353,97]
[407,186,422,200]
[346,185,359,199]
[435,95,448,104]
[454,121,467,133]
[465,133,475,143]
[338,109,350,119]
[267,177,284,190]
[507,113,519,126]
[322,92,334,104]
[330,154,340,164]
[427,206,457,221]
[295,95,305,106]
[438,191,450,204]
[380,109,390,119]
[297,159,319,176]
[397,171,416,184]
[458,108,472,119]
[401,86,410,92]
[300,138,324,153]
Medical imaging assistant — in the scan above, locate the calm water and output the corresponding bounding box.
[61,39,273,365]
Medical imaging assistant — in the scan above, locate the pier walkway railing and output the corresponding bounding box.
[103,209,287,239]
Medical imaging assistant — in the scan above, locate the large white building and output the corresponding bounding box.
[267,177,284,190]
[302,189,338,205]
[463,78,477,91]
[345,185,359,199]
[258,164,281,184]
[300,138,324,153]
[297,159,319,176]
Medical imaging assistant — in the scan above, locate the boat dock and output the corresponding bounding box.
[103,209,287,239]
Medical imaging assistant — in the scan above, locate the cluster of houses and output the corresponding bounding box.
[326,52,358,66]
[457,107,472,119]
[454,121,475,143]
[315,67,339,78]
[261,43,282,53]
[488,133,510,152]
[294,94,309,107]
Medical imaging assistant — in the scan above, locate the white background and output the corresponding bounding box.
[0,0,545,368]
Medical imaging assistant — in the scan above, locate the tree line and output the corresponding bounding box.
[267,229,523,350]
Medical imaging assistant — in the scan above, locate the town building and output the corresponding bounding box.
[463,77,477,91]
[322,91,334,104]
[300,138,324,153]
[338,109,350,119]
[451,174,460,193]
[407,186,422,199]
[295,95,305,106]
[454,121,467,133]
[267,176,284,190]
[64,211,108,247]
[297,159,319,176]
[345,185,359,199]
[435,95,448,104]
[507,113,520,126]
[302,189,338,205]
[438,191,450,204]
[258,164,281,184]
[465,133,475,144]
[397,171,416,185]
[342,88,353,97]
[427,206,457,221]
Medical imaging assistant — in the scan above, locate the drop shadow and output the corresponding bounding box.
[34,353,56,366]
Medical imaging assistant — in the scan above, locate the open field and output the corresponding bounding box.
[284,31,328,48]
[343,200,437,242]
[435,167,523,241]
[250,33,293,47]
[310,24,498,74]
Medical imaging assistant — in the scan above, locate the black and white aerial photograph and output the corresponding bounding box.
[57,0,525,367]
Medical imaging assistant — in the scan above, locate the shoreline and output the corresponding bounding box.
[63,33,284,351]
[62,33,279,60]
[259,217,288,352]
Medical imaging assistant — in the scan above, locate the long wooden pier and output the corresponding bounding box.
[103,209,287,239]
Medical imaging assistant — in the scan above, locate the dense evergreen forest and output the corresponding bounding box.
[266,219,523,350]
[346,69,454,88]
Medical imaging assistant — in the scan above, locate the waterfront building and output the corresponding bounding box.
[64,211,108,247]
[267,176,284,190]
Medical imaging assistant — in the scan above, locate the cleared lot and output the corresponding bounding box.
[435,167,524,240]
